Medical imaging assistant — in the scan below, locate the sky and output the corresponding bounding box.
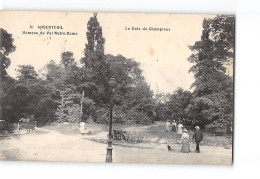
[0,11,217,94]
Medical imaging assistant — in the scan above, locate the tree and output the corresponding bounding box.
[0,28,16,80]
[105,54,155,124]
[16,65,38,80]
[204,15,235,65]
[55,89,81,123]
[38,13,156,125]
[61,51,75,68]
[13,65,40,116]
[153,92,170,121]
[187,15,234,125]
[80,13,108,104]
[43,57,83,123]
[167,88,192,121]
[82,97,96,120]
[105,54,145,105]
[11,65,59,123]
[89,54,155,124]
[0,76,16,123]
[0,29,16,122]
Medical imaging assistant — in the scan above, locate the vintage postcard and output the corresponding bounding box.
[0,11,234,165]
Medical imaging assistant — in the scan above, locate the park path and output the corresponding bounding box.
[0,127,232,165]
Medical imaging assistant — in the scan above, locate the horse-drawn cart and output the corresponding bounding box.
[18,118,37,134]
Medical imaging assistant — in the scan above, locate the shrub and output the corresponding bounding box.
[94,106,152,125]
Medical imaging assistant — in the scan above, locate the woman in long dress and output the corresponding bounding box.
[177,122,183,138]
[79,121,86,135]
[165,120,170,132]
[181,128,191,153]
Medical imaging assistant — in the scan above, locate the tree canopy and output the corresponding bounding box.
[0,28,16,80]
[0,15,234,129]
[187,15,234,125]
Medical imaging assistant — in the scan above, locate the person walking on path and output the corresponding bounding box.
[172,120,177,132]
[181,128,190,153]
[193,126,203,153]
[177,122,183,138]
[165,120,170,132]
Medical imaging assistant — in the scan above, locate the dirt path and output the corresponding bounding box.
[0,127,232,165]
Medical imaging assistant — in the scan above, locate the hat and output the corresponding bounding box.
[183,128,188,132]
[195,126,200,130]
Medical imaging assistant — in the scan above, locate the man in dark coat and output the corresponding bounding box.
[193,126,203,153]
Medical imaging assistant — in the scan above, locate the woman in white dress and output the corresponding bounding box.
[177,123,183,138]
[165,120,170,132]
[79,121,86,135]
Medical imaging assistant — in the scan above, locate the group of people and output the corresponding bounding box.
[166,120,203,153]
[165,120,184,136]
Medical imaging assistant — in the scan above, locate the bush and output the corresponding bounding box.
[56,104,81,123]
[94,106,153,125]
[205,118,231,135]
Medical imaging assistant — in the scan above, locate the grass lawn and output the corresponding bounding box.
[43,121,232,147]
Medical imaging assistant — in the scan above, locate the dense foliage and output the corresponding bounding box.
[0,28,16,123]
[187,15,234,126]
[0,15,234,129]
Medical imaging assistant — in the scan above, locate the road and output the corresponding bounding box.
[0,127,232,165]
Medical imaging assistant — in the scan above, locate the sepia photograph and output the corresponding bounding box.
[0,11,234,165]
